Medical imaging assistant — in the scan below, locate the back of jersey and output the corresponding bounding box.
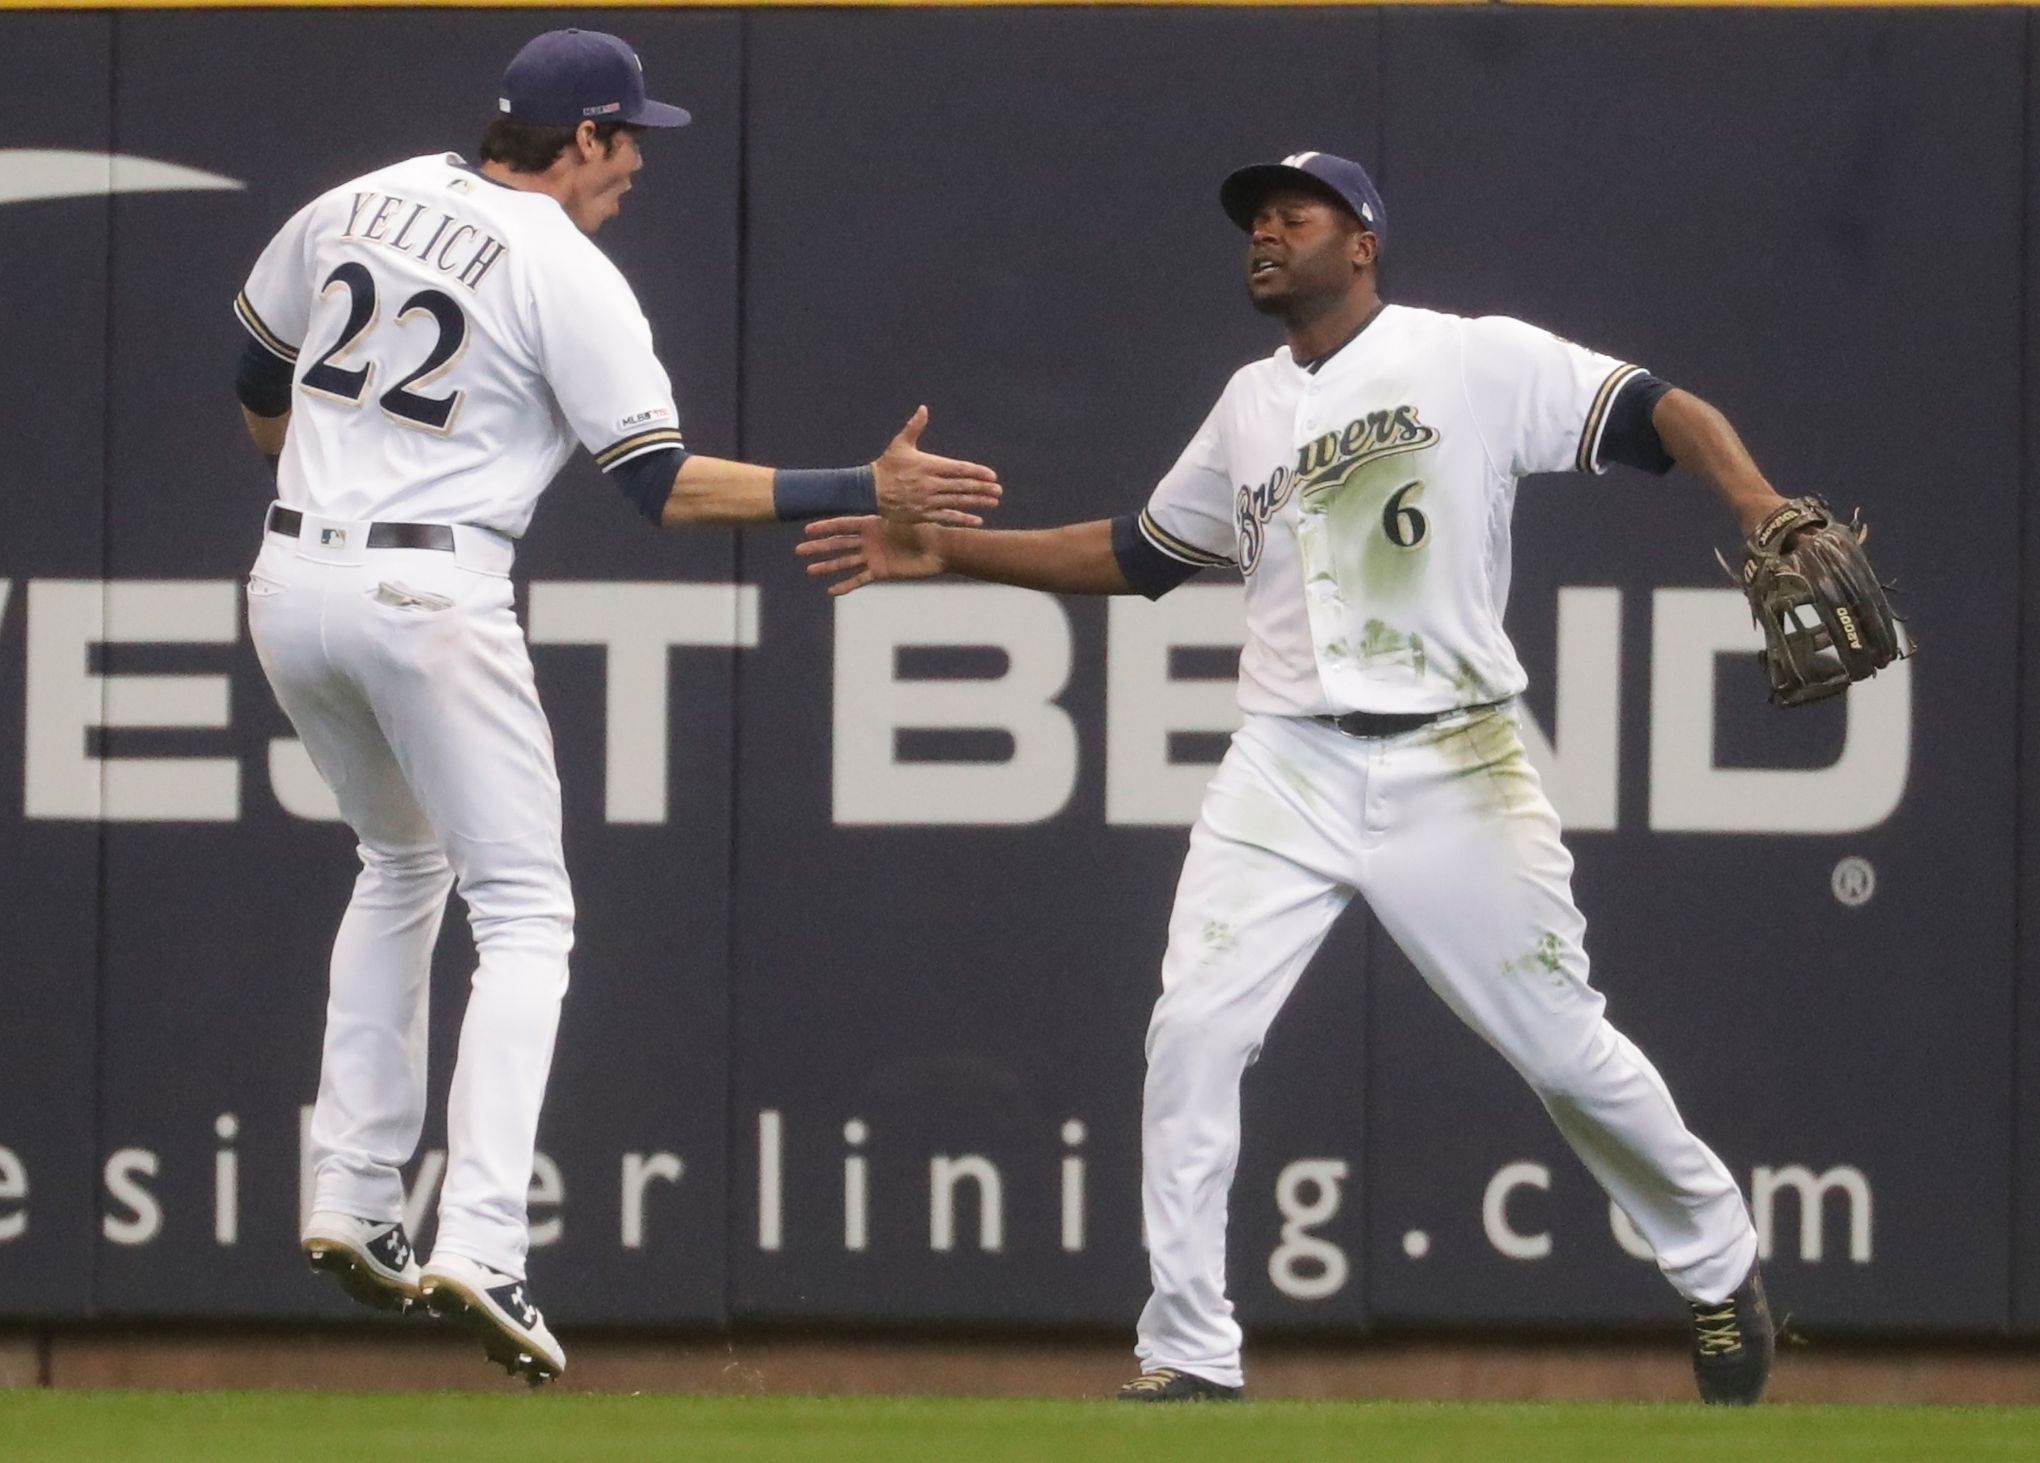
[235,153,681,538]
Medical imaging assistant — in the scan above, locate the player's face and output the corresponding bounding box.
[1244,190,1368,318]
[565,126,645,235]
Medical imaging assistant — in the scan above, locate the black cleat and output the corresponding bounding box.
[302,1211,422,1314]
[1115,1367,1243,1403]
[420,1254,565,1387]
[1689,1263,1775,1405]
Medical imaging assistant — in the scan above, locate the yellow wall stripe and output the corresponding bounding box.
[4,0,2034,9]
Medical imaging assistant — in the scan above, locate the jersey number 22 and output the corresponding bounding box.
[301,262,468,433]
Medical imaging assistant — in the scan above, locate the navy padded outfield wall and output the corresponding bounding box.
[0,5,2028,1337]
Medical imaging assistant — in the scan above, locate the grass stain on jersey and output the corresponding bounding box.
[1301,446,1441,605]
[1292,425,1446,688]
[1447,651,1496,701]
[1356,620,1427,679]
[1501,930,1570,988]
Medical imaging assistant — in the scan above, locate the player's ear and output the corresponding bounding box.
[1351,228,1379,270]
[573,120,600,163]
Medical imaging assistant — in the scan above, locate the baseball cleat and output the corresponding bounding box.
[1115,1367,1243,1403]
[420,1253,565,1387]
[301,1211,421,1314]
[1689,1262,1775,1405]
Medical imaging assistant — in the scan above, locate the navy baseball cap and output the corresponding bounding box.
[499,29,692,129]
[1221,151,1385,246]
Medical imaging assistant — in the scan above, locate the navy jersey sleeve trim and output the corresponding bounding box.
[234,292,299,363]
[607,446,687,524]
[1113,513,1204,599]
[1138,508,1235,568]
[235,336,294,418]
[1597,371,1677,476]
[595,426,686,470]
[1575,363,1643,474]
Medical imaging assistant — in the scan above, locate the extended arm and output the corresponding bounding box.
[611,406,1001,529]
[1651,388,1789,535]
[933,519,1133,593]
[799,516,1140,597]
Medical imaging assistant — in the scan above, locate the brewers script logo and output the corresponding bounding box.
[1235,406,1440,573]
[0,147,244,208]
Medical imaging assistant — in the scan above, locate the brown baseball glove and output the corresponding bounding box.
[1732,496,1906,708]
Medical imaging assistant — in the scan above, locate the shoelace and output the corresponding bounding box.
[1689,1300,1742,1357]
[1122,1370,1183,1393]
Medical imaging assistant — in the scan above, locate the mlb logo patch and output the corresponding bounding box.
[321,528,348,548]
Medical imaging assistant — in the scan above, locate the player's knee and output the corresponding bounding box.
[1522,1064,1585,1105]
[1514,1032,1613,1105]
[359,843,452,887]
[1145,997,1258,1070]
[464,876,574,958]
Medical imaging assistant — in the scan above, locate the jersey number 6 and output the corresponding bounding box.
[301,262,469,433]
[1382,480,1429,549]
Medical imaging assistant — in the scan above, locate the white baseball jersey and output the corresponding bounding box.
[1139,303,1640,716]
[235,153,682,538]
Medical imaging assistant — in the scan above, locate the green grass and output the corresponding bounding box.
[3,1393,2037,1461]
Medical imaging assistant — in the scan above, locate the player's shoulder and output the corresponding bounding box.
[1456,310,1576,356]
[1370,301,1534,350]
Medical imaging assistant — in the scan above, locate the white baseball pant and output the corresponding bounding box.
[246,515,572,1280]
[1135,706,1758,1389]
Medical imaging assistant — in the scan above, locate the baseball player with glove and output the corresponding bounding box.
[802,150,1900,1406]
[233,29,999,1384]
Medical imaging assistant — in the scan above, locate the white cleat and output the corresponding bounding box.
[301,1211,422,1314]
[420,1253,565,1386]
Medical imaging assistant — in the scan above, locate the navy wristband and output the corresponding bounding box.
[772,465,878,521]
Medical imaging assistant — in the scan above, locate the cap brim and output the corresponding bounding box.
[625,98,692,128]
[1219,163,1356,231]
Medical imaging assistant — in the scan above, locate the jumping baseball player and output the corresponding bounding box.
[232,29,1000,1384]
[800,150,1831,1406]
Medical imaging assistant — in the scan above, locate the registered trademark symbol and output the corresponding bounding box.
[1831,856,1876,908]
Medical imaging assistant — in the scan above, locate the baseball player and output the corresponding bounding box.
[232,29,1000,1384]
[801,151,1781,1406]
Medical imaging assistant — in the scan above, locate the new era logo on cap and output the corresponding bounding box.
[1221,150,1386,242]
[498,29,692,131]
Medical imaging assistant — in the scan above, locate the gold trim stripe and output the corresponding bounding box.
[1574,363,1641,475]
[595,427,685,469]
[234,292,298,363]
[1140,508,1235,568]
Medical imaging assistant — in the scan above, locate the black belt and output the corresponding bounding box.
[266,504,456,552]
[1313,701,1503,739]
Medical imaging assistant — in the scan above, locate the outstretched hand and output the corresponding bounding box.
[872,406,1002,526]
[797,516,947,596]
